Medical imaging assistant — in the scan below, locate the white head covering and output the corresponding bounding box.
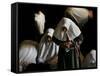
[34,11,45,34]
[47,28,54,38]
[19,40,38,72]
[90,49,96,63]
[82,49,96,68]
[54,17,81,41]
[65,7,89,25]
[38,28,59,63]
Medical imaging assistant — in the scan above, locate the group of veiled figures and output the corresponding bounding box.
[19,7,96,72]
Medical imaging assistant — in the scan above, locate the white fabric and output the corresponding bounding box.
[47,28,54,38]
[19,45,37,65]
[34,11,45,34]
[82,49,96,67]
[54,17,81,41]
[38,28,59,63]
[65,7,89,25]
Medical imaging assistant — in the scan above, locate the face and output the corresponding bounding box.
[62,27,67,32]
[47,36,52,42]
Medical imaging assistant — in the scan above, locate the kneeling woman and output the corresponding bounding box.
[37,28,59,70]
[53,17,82,70]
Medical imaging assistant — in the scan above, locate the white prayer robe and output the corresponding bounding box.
[38,28,59,63]
[19,42,37,72]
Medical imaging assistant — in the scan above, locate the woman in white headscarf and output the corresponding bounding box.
[65,7,95,62]
[19,40,38,72]
[37,28,59,69]
[64,7,94,65]
[53,17,82,69]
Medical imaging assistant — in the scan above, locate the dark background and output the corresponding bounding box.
[18,3,97,56]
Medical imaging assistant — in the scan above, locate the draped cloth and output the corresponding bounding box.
[19,40,38,72]
[54,17,81,41]
[82,49,96,68]
[65,7,89,27]
[54,17,82,69]
[34,11,45,34]
[37,28,59,64]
